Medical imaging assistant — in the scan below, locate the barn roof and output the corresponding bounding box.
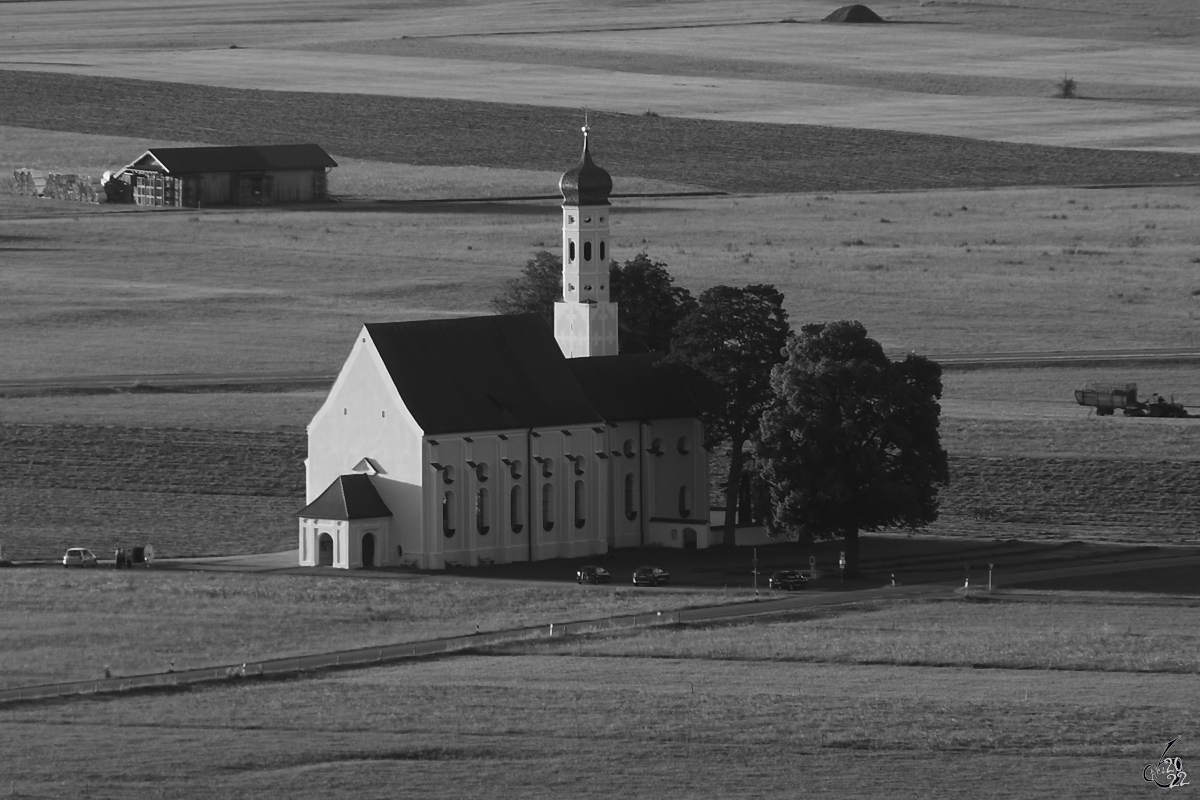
[122,144,337,175]
[568,353,700,421]
[366,315,604,435]
[298,474,392,520]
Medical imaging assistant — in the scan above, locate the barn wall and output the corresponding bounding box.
[200,172,230,205]
[271,170,317,203]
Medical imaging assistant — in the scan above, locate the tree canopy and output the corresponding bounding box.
[756,320,949,575]
[491,251,695,354]
[666,284,791,546]
[608,253,696,353]
[490,250,562,329]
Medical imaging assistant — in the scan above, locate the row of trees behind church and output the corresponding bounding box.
[493,252,949,575]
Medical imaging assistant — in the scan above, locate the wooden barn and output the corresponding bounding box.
[113,144,337,207]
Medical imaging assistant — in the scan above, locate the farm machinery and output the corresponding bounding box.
[1074,382,1192,418]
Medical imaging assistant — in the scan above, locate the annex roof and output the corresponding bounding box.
[297,474,392,520]
[569,353,700,421]
[120,144,337,175]
[366,315,604,435]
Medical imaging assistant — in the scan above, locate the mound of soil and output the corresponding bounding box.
[824,4,885,23]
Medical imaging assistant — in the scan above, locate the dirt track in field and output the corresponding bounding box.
[5,70,1200,195]
[2,423,1196,562]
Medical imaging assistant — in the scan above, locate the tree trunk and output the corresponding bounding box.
[722,436,746,547]
[842,528,861,577]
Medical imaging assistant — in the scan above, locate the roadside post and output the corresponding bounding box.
[809,555,815,580]
[753,548,758,598]
[989,563,994,593]
[839,551,845,584]
[964,564,970,596]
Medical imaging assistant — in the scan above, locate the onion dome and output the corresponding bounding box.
[559,128,612,207]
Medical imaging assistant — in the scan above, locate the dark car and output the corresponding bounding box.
[576,565,612,585]
[632,566,671,587]
[769,569,808,591]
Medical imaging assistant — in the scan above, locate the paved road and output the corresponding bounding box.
[3,348,1200,394]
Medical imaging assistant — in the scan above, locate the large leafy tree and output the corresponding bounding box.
[757,320,949,575]
[666,284,791,546]
[608,253,696,353]
[491,251,694,353]
[491,250,562,328]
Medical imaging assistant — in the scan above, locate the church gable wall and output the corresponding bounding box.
[306,330,424,568]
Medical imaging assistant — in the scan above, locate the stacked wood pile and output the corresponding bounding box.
[43,172,103,203]
[12,168,46,196]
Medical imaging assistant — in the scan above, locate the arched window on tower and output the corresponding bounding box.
[583,241,592,262]
[569,241,576,263]
[600,241,606,261]
[574,480,586,528]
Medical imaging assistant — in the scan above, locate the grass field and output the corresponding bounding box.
[4,0,1200,153]
[2,179,1199,382]
[0,566,760,690]
[2,403,1198,562]
[3,597,1197,798]
[2,3,1199,795]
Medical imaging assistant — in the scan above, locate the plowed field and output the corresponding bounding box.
[2,423,1197,562]
[5,70,1200,195]
[0,424,303,560]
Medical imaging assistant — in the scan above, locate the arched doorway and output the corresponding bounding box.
[683,527,698,549]
[318,533,334,566]
[361,532,376,568]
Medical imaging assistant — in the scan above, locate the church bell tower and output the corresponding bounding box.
[554,124,618,358]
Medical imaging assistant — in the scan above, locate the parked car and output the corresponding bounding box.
[576,565,611,585]
[632,566,671,587]
[62,548,98,568]
[769,569,808,591]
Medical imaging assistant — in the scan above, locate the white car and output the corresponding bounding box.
[62,548,98,568]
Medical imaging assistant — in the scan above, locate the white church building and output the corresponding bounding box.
[298,130,712,569]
